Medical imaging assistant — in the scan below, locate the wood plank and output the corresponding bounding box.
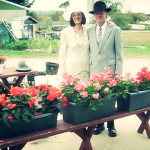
[1,106,150,149]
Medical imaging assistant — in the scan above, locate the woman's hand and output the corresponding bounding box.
[108,21,116,27]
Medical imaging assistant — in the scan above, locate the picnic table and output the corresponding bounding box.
[0,67,38,93]
[0,106,150,150]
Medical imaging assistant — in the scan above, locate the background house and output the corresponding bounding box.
[0,0,38,46]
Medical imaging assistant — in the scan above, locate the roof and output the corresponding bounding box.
[0,0,29,10]
[9,16,38,24]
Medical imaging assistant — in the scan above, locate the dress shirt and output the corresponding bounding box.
[96,22,107,41]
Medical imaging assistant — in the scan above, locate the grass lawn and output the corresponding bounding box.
[122,31,150,58]
[0,31,150,58]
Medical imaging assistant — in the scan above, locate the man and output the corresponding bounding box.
[87,1,123,137]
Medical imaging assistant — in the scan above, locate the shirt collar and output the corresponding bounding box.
[96,21,107,31]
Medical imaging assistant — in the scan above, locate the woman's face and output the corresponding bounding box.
[72,12,82,25]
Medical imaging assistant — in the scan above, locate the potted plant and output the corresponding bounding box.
[0,85,62,139]
[60,67,118,125]
[117,67,150,112]
[0,56,6,74]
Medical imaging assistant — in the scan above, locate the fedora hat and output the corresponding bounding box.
[89,1,111,14]
[16,60,31,72]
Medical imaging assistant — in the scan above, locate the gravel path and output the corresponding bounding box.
[5,57,150,76]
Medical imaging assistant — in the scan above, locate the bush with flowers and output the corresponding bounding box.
[0,84,62,126]
[60,67,119,111]
[0,56,6,64]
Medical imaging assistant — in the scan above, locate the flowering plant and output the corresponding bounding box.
[114,73,139,99]
[136,67,150,91]
[0,85,62,125]
[114,67,150,99]
[60,67,119,110]
[0,56,6,64]
[37,84,62,113]
[0,86,38,125]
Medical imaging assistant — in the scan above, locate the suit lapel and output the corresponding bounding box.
[91,24,99,52]
[99,23,112,53]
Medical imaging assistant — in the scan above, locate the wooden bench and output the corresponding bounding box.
[0,106,150,150]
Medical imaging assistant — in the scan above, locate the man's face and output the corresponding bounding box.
[94,11,107,25]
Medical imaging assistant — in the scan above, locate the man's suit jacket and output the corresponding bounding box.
[87,23,123,75]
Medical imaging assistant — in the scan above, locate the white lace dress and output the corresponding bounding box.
[57,26,90,83]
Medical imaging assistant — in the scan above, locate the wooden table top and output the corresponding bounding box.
[0,67,38,78]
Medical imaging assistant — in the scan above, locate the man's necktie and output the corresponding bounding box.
[98,27,102,48]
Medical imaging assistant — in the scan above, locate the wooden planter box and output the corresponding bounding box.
[117,90,150,112]
[62,97,117,125]
[0,112,58,139]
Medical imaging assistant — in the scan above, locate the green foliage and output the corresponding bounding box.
[2,40,28,50]
[59,1,70,9]
[115,80,139,99]
[27,10,39,21]
[2,38,59,52]
[50,11,64,21]
[127,11,147,24]
[100,0,123,14]
[111,13,131,30]
[7,0,35,7]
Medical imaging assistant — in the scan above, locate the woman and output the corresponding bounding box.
[58,11,90,83]
[57,10,115,84]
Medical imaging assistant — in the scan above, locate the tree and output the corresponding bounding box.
[59,1,70,10]
[50,11,64,21]
[7,0,35,7]
[127,11,147,24]
[99,0,124,14]
[111,12,130,30]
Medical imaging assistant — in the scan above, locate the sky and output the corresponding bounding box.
[31,0,150,14]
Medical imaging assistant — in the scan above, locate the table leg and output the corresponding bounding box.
[74,125,96,150]
[14,76,25,87]
[1,78,10,89]
[136,111,150,138]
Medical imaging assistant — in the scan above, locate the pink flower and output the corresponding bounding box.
[93,83,102,89]
[74,82,87,92]
[81,91,88,98]
[61,75,74,86]
[108,80,117,87]
[92,93,99,99]
[104,87,110,92]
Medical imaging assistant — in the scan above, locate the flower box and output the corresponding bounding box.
[117,90,150,112]
[62,97,117,125]
[0,112,58,139]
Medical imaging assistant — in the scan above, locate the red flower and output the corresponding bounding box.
[47,87,62,101]
[62,96,68,103]
[0,94,9,107]
[27,98,36,108]
[35,112,39,116]
[61,96,68,107]
[62,103,68,107]
[7,103,17,109]
[8,114,13,121]
[38,84,51,92]
[9,87,25,96]
[25,86,39,97]
[0,56,6,63]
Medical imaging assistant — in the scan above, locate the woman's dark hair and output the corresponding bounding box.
[70,12,86,27]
